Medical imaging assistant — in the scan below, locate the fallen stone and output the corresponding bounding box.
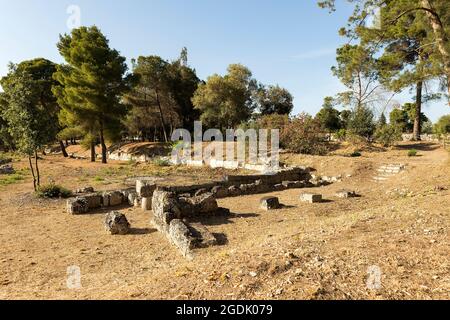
[168,219,195,259]
[67,197,89,215]
[300,193,322,203]
[260,197,281,210]
[188,223,217,248]
[104,211,130,235]
[335,190,358,198]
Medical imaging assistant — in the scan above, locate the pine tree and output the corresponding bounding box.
[53,26,129,163]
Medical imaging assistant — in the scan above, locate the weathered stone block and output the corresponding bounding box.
[141,197,152,211]
[67,197,89,215]
[168,219,195,259]
[260,197,281,210]
[136,180,156,197]
[300,193,322,203]
[335,190,357,198]
[84,194,102,209]
[101,191,124,207]
[179,192,219,216]
[104,211,130,235]
[188,223,217,248]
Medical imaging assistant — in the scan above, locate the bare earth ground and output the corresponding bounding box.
[0,142,449,300]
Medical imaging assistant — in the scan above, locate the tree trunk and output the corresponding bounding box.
[59,140,69,158]
[413,81,423,141]
[90,142,96,162]
[155,91,169,143]
[28,156,37,191]
[99,122,107,164]
[34,150,40,187]
[421,0,450,104]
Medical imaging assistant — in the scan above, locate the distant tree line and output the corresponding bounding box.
[0,26,294,173]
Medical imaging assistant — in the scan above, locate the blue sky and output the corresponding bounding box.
[0,0,447,121]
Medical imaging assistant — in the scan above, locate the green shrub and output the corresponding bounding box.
[36,183,72,198]
[408,149,418,157]
[374,125,402,147]
[280,113,329,155]
[335,129,347,141]
[153,158,171,167]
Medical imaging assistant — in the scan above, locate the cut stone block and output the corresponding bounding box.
[101,191,124,207]
[335,190,357,198]
[188,223,217,248]
[300,193,322,203]
[67,198,89,215]
[84,194,102,209]
[136,180,157,197]
[104,211,130,235]
[260,197,281,210]
[141,197,152,211]
[168,219,195,259]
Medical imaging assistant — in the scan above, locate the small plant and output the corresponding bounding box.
[408,149,418,157]
[0,173,25,186]
[36,183,72,198]
[153,158,171,167]
[93,176,105,182]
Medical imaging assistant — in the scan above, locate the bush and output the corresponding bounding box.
[374,125,402,147]
[335,129,347,141]
[407,149,418,157]
[347,106,376,140]
[36,183,72,198]
[280,113,329,155]
[153,158,171,167]
[349,151,362,157]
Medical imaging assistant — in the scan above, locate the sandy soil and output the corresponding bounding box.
[0,142,449,300]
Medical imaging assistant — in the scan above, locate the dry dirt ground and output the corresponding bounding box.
[0,142,449,300]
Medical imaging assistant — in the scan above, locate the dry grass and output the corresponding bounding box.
[0,142,449,300]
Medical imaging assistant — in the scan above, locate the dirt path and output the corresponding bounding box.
[0,142,448,299]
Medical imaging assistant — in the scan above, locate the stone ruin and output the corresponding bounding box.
[65,166,347,258]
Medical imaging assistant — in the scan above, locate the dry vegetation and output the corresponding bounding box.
[0,142,449,300]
